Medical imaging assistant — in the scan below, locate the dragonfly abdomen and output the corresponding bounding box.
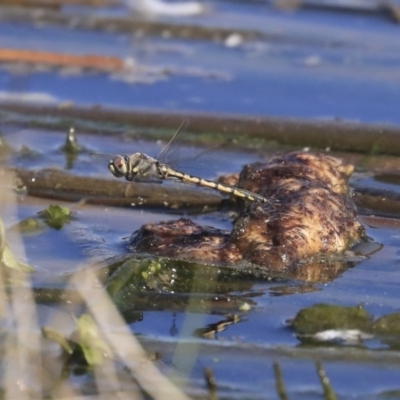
[160,165,268,203]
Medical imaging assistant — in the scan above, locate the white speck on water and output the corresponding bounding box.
[303,55,321,67]
[239,302,252,312]
[312,329,373,343]
[124,0,206,17]
[124,57,136,69]
[225,33,243,48]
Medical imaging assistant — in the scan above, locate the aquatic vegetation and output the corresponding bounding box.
[0,217,33,272]
[39,204,72,230]
[291,303,372,335]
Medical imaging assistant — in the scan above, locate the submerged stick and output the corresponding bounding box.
[273,361,289,400]
[12,167,222,209]
[4,103,400,155]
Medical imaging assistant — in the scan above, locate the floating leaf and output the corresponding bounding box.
[39,205,72,230]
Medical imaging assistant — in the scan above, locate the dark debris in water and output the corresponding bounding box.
[194,314,241,339]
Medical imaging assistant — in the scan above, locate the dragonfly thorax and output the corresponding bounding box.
[109,152,162,182]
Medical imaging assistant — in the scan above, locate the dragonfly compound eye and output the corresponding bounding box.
[108,155,127,177]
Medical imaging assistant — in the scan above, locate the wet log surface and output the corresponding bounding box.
[12,166,223,209]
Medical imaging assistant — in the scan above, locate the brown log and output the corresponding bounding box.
[12,167,223,209]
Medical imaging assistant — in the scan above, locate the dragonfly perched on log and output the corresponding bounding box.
[105,122,268,203]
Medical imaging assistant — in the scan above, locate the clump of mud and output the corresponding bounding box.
[129,152,366,280]
[233,152,365,268]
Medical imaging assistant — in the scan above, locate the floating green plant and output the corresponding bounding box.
[39,204,72,230]
[291,303,372,335]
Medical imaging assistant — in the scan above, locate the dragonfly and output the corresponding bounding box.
[106,122,268,203]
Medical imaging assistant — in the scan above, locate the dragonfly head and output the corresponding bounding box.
[108,155,128,178]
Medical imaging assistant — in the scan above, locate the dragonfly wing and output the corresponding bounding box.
[156,120,188,164]
[89,152,112,160]
[167,142,226,176]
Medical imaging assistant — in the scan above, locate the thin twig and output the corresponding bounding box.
[273,361,289,400]
[316,361,337,400]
